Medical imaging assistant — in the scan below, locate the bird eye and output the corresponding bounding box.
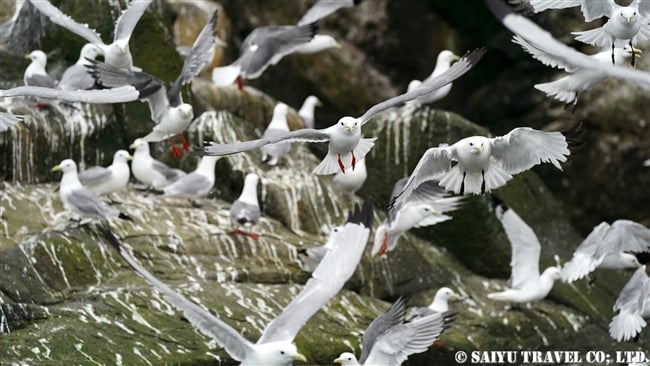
[340,122,343,126]
[348,358,352,361]
[469,142,473,146]
[280,351,285,355]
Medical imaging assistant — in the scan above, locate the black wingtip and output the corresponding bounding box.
[346,200,374,229]
[485,0,513,21]
[562,122,586,155]
[306,21,319,37]
[464,47,488,66]
[119,212,134,222]
[505,0,535,16]
[440,310,458,331]
[99,223,123,253]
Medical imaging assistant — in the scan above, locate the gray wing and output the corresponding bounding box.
[164,173,211,196]
[167,9,219,107]
[59,64,95,90]
[603,220,650,253]
[151,160,184,181]
[614,266,650,312]
[297,0,356,25]
[78,166,112,185]
[25,74,57,88]
[99,227,254,362]
[562,222,612,282]
[28,0,104,44]
[0,112,23,132]
[0,85,139,103]
[388,178,448,223]
[486,0,650,89]
[196,128,330,157]
[68,188,118,217]
[86,58,163,99]
[229,200,260,225]
[359,297,407,364]
[258,201,373,343]
[358,48,486,125]
[113,0,153,42]
[405,306,436,322]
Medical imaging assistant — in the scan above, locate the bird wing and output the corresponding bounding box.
[489,126,573,175]
[635,0,650,18]
[579,0,614,22]
[495,203,541,290]
[358,48,486,125]
[164,173,210,196]
[613,266,650,312]
[257,201,373,344]
[167,9,219,107]
[112,0,153,42]
[99,226,254,362]
[486,0,650,89]
[68,188,117,217]
[297,0,356,25]
[229,200,260,225]
[195,128,331,157]
[151,160,184,181]
[602,220,650,254]
[86,58,164,99]
[359,297,408,364]
[0,85,140,104]
[0,112,23,132]
[527,0,582,13]
[78,166,112,185]
[387,178,457,224]
[512,35,580,72]
[25,74,57,88]
[561,222,611,282]
[28,0,104,44]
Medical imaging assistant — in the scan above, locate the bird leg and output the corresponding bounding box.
[459,172,467,195]
[630,40,636,67]
[611,43,615,64]
[236,76,244,91]
[481,170,486,194]
[233,227,243,235]
[377,232,388,256]
[433,340,444,347]
[179,133,189,152]
[337,153,346,173]
[351,150,357,171]
[168,138,181,158]
[247,232,259,240]
[33,101,50,109]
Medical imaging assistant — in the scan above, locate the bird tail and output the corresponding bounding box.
[211,65,242,86]
[439,163,510,195]
[486,289,517,302]
[572,27,611,47]
[535,81,577,105]
[142,130,171,143]
[483,162,512,193]
[312,152,342,175]
[609,311,647,342]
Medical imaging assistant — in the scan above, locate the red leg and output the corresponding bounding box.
[233,228,243,235]
[179,133,189,151]
[236,76,244,91]
[247,232,259,240]
[169,138,181,158]
[351,150,357,171]
[337,153,345,173]
[34,101,50,109]
[433,340,443,347]
[377,232,388,256]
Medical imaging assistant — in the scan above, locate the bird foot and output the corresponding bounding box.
[169,139,181,158]
[33,101,50,109]
[377,233,388,256]
[247,232,259,240]
[351,151,356,171]
[433,340,443,347]
[179,134,189,152]
[233,228,243,235]
[236,76,244,91]
[337,153,345,173]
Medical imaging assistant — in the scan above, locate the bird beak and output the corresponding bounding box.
[626,16,632,23]
[51,165,62,172]
[633,48,643,58]
[293,353,307,362]
[451,293,464,301]
[216,37,227,48]
[24,54,31,60]
[316,100,323,107]
[452,54,461,62]
[335,42,342,49]
[345,125,354,132]
[472,147,481,154]
[431,210,441,216]
[129,143,136,149]
[334,357,343,364]
[126,154,133,161]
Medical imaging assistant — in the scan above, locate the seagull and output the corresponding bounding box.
[298,95,322,129]
[29,0,153,71]
[230,173,261,240]
[198,48,486,175]
[331,158,367,195]
[562,220,649,283]
[486,0,650,89]
[297,0,361,26]
[406,287,462,321]
[373,178,463,256]
[129,138,186,190]
[486,200,561,303]
[391,124,583,207]
[644,158,650,167]
[98,201,373,366]
[88,9,221,157]
[261,103,291,166]
[0,112,24,132]
[297,225,344,273]
[58,43,102,90]
[0,85,140,104]
[513,35,641,108]
[333,297,453,366]
[293,34,341,55]
[163,156,220,198]
[23,50,56,88]
[609,265,650,342]
[51,159,132,221]
[78,150,132,195]
[406,50,460,105]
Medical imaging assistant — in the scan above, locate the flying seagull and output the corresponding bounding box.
[406,287,462,322]
[609,265,650,342]
[29,0,153,71]
[562,220,649,283]
[198,48,486,175]
[129,138,186,190]
[99,201,373,366]
[406,50,460,105]
[78,150,132,195]
[88,10,221,157]
[0,85,141,104]
[486,199,561,303]
[230,173,261,240]
[297,225,344,273]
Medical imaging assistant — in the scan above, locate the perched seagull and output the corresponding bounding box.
[609,265,650,342]
[406,287,462,322]
[297,0,361,26]
[163,156,220,197]
[514,35,641,108]
[78,150,132,195]
[58,43,102,90]
[198,48,486,175]
[298,95,322,129]
[130,138,186,190]
[211,23,318,88]
[99,201,373,366]
[51,159,132,221]
[406,50,460,105]
[0,85,140,104]
[333,297,453,366]
[0,112,24,132]
[331,158,367,195]
[373,178,463,256]
[29,0,153,71]
[88,10,221,157]
[230,173,261,240]
[23,50,56,88]
[487,200,561,303]
[562,220,649,283]
[297,225,344,273]
[486,0,650,89]
[261,103,291,166]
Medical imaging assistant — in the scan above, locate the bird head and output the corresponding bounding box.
[129,138,148,152]
[256,342,307,365]
[407,79,422,92]
[114,39,129,54]
[622,253,642,269]
[114,150,133,162]
[436,287,462,302]
[620,7,637,24]
[622,45,643,60]
[80,43,102,60]
[306,95,322,108]
[26,50,47,65]
[542,267,562,281]
[273,102,289,119]
[337,116,359,135]
[438,49,461,65]
[180,104,193,118]
[51,159,77,174]
[334,352,359,365]
[466,138,486,155]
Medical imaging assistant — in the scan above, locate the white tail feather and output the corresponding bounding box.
[609,311,647,342]
[535,81,577,104]
[573,26,612,47]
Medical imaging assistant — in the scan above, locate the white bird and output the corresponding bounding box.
[331,158,367,195]
[297,0,361,26]
[513,35,641,107]
[29,0,152,71]
[23,50,56,88]
[199,48,486,175]
[58,43,102,90]
[163,156,220,197]
[261,103,292,166]
[298,225,344,273]
[78,150,132,195]
[609,265,650,342]
[99,201,373,366]
[230,173,261,240]
[487,200,561,303]
[392,125,582,208]
[129,138,186,190]
[88,10,221,156]
[0,112,24,132]
[562,220,649,283]
[373,178,463,256]
[486,0,650,89]
[406,50,460,105]
[406,287,462,321]
[333,297,453,366]
[298,95,322,129]
[294,34,341,55]
[51,159,131,221]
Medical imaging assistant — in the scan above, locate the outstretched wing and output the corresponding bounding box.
[512,35,579,72]
[359,297,408,364]
[0,85,139,104]
[113,0,153,42]
[28,0,104,44]
[561,222,611,282]
[0,112,23,132]
[603,220,650,253]
[609,265,650,341]
[297,0,357,25]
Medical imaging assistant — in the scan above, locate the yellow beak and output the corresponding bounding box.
[51,165,62,172]
[345,126,353,132]
[431,210,441,216]
[24,54,31,60]
[129,142,137,149]
[126,155,134,161]
[452,54,461,61]
[626,16,632,23]
[293,353,307,362]
[335,42,342,49]
[333,357,343,364]
[472,147,481,154]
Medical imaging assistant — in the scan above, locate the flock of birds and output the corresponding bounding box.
[1,0,650,364]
